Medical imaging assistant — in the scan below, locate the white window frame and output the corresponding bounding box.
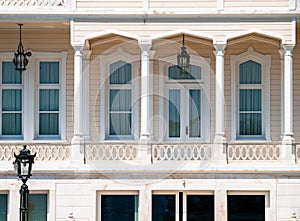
[152,190,214,221]
[97,190,139,221]
[99,47,139,141]
[29,190,50,221]
[0,54,26,140]
[158,55,211,142]
[231,47,271,141]
[32,52,67,141]
[227,191,270,221]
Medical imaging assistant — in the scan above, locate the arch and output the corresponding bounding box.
[150,29,216,43]
[81,30,141,45]
[224,30,285,45]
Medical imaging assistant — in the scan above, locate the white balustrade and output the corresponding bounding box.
[152,144,211,161]
[0,144,71,161]
[85,144,138,161]
[0,0,65,7]
[227,144,281,162]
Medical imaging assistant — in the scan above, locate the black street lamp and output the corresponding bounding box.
[177,34,190,74]
[14,145,36,221]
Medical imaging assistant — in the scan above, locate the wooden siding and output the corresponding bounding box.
[73,21,294,45]
[224,0,289,10]
[293,23,300,141]
[76,0,143,9]
[149,0,217,9]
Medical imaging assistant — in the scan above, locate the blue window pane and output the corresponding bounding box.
[29,194,47,221]
[110,61,132,84]
[39,113,59,135]
[2,113,22,135]
[109,90,131,112]
[239,60,261,84]
[239,113,262,136]
[168,65,201,80]
[2,90,22,111]
[169,90,180,137]
[109,113,131,136]
[101,195,138,221]
[228,195,265,221]
[189,90,201,137]
[40,62,59,84]
[39,89,59,111]
[0,194,7,221]
[2,61,22,84]
[187,195,214,221]
[239,89,261,112]
[152,195,175,221]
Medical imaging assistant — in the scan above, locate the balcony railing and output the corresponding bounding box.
[151,143,212,162]
[0,143,71,162]
[227,143,281,163]
[0,0,68,8]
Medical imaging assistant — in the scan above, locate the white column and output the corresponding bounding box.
[82,49,91,141]
[282,45,295,144]
[72,46,84,149]
[139,39,153,142]
[214,44,226,144]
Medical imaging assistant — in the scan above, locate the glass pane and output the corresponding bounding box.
[39,89,59,111]
[28,194,47,221]
[101,195,138,221]
[2,113,22,135]
[169,90,180,137]
[168,65,201,80]
[228,195,265,221]
[189,90,201,137]
[2,61,21,84]
[40,62,59,84]
[110,90,131,112]
[0,194,7,221]
[2,89,22,111]
[109,113,131,136]
[187,195,214,221]
[239,60,261,84]
[239,89,261,111]
[152,195,175,221]
[39,113,59,135]
[239,113,262,135]
[110,61,132,84]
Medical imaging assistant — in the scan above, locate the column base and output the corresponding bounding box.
[281,134,295,164]
[71,134,85,163]
[138,134,152,165]
[213,134,227,164]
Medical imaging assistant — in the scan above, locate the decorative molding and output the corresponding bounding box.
[0,0,65,7]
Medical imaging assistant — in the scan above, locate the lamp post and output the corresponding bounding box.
[14,145,36,221]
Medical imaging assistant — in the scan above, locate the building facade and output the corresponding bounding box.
[1,0,300,220]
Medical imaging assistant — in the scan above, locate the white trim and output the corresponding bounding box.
[158,54,211,142]
[99,47,140,141]
[230,47,271,141]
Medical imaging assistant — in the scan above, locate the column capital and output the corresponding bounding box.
[138,38,152,53]
[282,44,295,55]
[214,43,226,56]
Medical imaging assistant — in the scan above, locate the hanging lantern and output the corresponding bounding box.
[12,24,32,72]
[177,34,190,73]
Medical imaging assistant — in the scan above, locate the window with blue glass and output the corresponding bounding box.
[238,60,263,137]
[0,194,8,221]
[1,61,22,137]
[28,194,48,221]
[101,195,138,221]
[167,65,201,140]
[152,193,214,221]
[228,195,265,221]
[38,62,60,137]
[109,60,132,137]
